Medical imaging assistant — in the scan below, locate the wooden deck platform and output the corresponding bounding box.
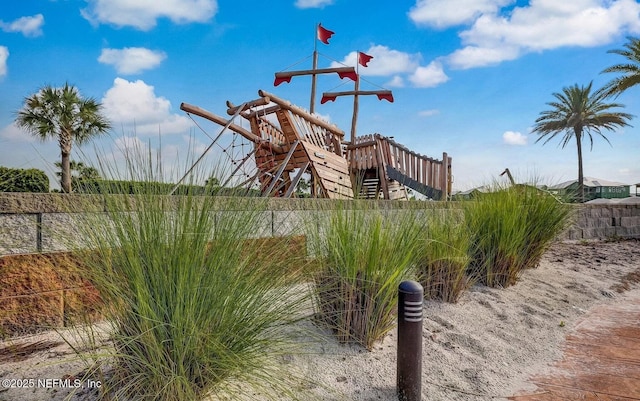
[509,294,640,400]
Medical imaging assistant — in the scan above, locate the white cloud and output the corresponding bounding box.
[98,47,167,74]
[409,0,514,28]
[418,109,440,117]
[294,0,334,8]
[503,131,527,146]
[101,78,192,135]
[386,76,405,87]
[0,122,36,142]
[409,61,449,87]
[112,135,146,156]
[82,0,217,30]
[0,46,8,77]
[332,45,420,76]
[447,0,640,69]
[0,14,44,37]
[448,44,520,69]
[331,45,449,89]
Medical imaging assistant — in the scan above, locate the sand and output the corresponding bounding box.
[1,239,638,401]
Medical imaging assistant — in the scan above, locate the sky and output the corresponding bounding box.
[1,0,640,192]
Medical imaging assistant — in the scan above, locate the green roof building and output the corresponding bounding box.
[549,177,630,203]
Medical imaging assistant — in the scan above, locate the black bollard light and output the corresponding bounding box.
[397,280,423,401]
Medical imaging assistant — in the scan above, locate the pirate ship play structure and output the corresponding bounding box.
[178,24,452,200]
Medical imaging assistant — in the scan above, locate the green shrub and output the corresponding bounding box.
[73,179,260,196]
[306,202,423,350]
[0,166,49,192]
[417,211,471,302]
[465,184,572,287]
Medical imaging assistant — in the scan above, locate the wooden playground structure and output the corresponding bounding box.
[180,90,451,200]
[178,25,452,200]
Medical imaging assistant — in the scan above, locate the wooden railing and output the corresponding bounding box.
[348,134,452,199]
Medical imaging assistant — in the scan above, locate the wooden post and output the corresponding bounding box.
[264,140,300,196]
[310,50,318,114]
[441,152,448,200]
[447,156,453,199]
[375,136,390,200]
[350,75,360,144]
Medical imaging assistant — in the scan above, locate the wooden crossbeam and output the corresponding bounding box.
[274,67,357,86]
[180,103,285,153]
[225,97,271,115]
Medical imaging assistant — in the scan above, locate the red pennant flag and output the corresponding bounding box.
[337,70,358,82]
[377,92,394,103]
[321,94,338,104]
[358,52,374,67]
[317,23,334,45]
[274,74,292,86]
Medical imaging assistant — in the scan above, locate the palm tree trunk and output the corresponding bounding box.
[575,127,584,203]
[61,151,72,193]
[59,130,72,193]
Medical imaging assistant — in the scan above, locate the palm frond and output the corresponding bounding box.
[601,37,640,97]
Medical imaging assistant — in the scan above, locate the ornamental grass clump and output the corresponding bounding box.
[71,156,310,400]
[464,185,527,287]
[417,211,471,303]
[306,203,423,350]
[519,186,572,270]
[465,182,572,287]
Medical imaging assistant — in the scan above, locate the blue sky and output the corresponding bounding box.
[1,0,640,192]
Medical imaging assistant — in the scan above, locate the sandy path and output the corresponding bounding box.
[1,239,638,401]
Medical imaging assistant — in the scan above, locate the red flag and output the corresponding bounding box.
[377,92,394,103]
[317,23,334,45]
[337,70,358,82]
[321,94,338,104]
[274,73,292,86]
[358,52,373,67]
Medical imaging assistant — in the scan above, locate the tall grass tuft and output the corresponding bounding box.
[519,187,573,270]
[70,151,311,400]
[417,211,471,303]
[306,202,423,350]
[465,182,572,287]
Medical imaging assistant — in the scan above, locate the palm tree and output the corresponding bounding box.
[602,37,640,98]
[531,82,632,202]
[15,83,111,193]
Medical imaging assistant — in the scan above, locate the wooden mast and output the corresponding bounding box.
[310,47,318,114]
[350,72,360,144]
[321,50,393,144]
[273,23,356,113]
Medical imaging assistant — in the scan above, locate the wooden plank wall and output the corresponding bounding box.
[301,141,353,199]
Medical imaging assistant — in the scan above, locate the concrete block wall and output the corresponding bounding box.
[1,193,639,256]
[563,204,640,240]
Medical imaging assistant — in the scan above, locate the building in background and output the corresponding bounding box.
[549,177,631,203]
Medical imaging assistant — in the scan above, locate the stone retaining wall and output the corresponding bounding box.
[567,204,640,240]
[1,193,640,256]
